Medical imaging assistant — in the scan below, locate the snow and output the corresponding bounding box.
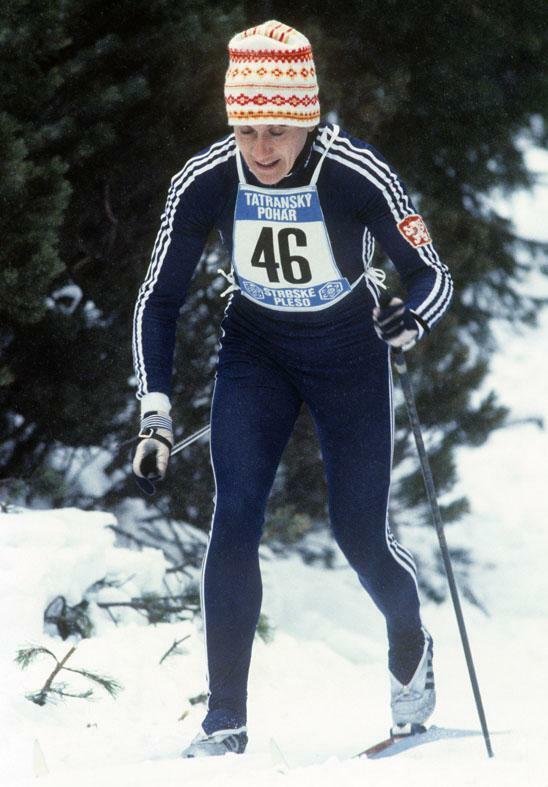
[2,325,548,787]
[1,153,547,786]
[0,508,168,641]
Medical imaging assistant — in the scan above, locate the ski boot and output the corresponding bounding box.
[390,628,435,736]
[181,727,248,758]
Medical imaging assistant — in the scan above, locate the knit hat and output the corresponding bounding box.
[225,20,320,127]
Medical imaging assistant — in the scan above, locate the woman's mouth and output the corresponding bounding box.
[254,160,280,170]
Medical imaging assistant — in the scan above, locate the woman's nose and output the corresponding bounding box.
[253,134,273,160]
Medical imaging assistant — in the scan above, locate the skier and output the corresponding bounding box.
[132,20,452,758]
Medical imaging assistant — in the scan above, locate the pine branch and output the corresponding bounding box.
[105,606,120,626]
[96,594,199,622]
[48,685,94,700]
[166,563,194,577]
[32,645,77,706]
[150,500,190,566]
[16,644,122,705]
[96,600,150,620]
[87,574,137,592]
[256,614,275,644]
[64,668,122,698]
[103,182,119,256]
[106,524,162,552]
[159,635,191,665]
[189,692,207,706]
[15,646,57,669]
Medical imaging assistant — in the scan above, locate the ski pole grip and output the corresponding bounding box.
[392,348,407,374]
[141,452,161,479]
[379,293,393,309]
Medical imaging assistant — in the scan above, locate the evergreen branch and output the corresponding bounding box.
[159,635,191,665]
[103,183,119,227]
[20,642,123,705]
[139,524,180,548]
[189,692,208,706]
[106,524,163,552]
[96,601,150,620]
[29,646,77,706]
[87,574,137,592]
[63,668,122,698]
[26,691,56,706]
[49,686,94,700]
[462,586,491,618]
[166,564,194,577]
[505,416,544,430]
[105,606,120,625]
[97,595,198,610]
[15,646,57,669]
[150,499,190,566]
[256,614,275,644]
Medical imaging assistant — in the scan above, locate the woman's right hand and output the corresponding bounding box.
[132,411,173,495]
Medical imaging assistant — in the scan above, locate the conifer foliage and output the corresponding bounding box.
[15,643,122,706]
[0,1,240,499]
[1,3,547,578]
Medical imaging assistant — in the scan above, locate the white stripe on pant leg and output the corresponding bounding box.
[387,528,418,569]
[385,352,420,593]
[198,295,233,711]
[200,377,221,710]
[387,528,416,566]
[385,520,420,593]
[387,531,418,578]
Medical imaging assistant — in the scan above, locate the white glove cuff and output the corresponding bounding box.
[140,412,172,433]
[140,392,171,417]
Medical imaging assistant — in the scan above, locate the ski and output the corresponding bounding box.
[356,723,427,759]
[355,724,482,759]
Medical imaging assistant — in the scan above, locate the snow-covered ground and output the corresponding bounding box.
[1,150,547,786]
[2,303,547,786]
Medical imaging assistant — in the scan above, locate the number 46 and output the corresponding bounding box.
[251,227,312,284]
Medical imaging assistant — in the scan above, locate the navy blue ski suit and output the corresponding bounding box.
[133,123,453,733]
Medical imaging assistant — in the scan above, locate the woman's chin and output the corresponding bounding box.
[251,164,286,185]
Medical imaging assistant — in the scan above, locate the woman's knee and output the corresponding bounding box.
[211,491,265,548]
[331,521,386,574]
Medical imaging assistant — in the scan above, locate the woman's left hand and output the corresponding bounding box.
[373,297,420,351]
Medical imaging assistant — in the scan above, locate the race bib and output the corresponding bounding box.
[232,184,351,311]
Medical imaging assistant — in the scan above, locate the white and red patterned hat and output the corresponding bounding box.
[225,20,320,127]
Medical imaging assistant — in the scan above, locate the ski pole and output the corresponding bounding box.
[170,424,210,457]
[121,423,211,456]
[132,423,211,495]
[392,348,494,759]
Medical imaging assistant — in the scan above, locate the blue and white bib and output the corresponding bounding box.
[231,126,353,312]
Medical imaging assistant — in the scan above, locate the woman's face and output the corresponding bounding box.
[233,125,311,185]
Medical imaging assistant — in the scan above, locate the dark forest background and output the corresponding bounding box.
[1,0,547,593]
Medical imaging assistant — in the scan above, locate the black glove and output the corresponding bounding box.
[373,297,426,351]
[132,411,173,495]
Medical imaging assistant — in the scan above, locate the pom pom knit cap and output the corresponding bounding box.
[225,20,320,127]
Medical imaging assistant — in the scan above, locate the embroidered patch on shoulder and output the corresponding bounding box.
[397,214,432,248]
